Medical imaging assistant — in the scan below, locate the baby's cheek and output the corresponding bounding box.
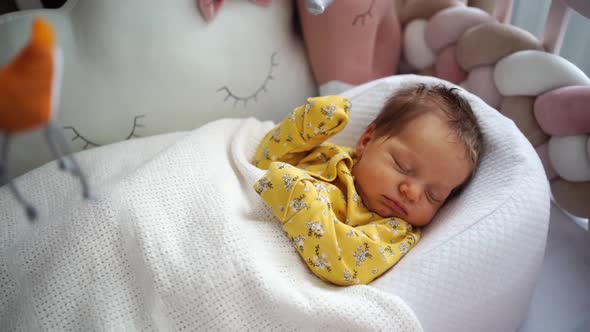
[379,166,397,186]
[426,205,442,222]
[370,169,390,190]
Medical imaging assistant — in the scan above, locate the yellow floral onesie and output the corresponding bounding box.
[253,96,420,286]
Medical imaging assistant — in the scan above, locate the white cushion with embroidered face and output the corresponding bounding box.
[0,0,316,178]
[330,74,551,332]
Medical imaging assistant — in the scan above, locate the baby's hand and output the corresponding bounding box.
[298,96,350,143]
[253,95,350,169]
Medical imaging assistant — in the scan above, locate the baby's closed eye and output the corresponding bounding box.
[426,190,444,203]
[392,156,412,174]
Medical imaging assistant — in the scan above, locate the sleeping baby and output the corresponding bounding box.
[253,84,484,285]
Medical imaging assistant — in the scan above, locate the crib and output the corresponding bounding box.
[0,1,588,331]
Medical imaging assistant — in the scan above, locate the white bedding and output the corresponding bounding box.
[0,75,550,331]
[0,117,422,331]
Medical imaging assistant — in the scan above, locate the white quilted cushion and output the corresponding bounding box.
[330,75,551,332]
[0,0,316,179]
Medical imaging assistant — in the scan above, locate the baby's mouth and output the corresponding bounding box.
[383,195,407,216]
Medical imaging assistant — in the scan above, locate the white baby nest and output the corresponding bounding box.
[332,75,551,332]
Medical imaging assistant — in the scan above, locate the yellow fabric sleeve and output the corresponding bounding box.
[254,162,420,286]
[253,95,351,170]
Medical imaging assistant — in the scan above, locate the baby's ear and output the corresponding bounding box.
[356,124,376,155]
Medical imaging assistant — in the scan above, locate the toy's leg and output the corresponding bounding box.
[44,123,69,170]
[0,134,37,220]
[45,122,90,199]
[0,134,6,187]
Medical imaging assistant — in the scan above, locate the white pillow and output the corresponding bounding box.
[332,75,551,332]
[0,0,316,179]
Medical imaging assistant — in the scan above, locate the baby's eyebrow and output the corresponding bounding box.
[394,143,414,157]
[390,146,416,166]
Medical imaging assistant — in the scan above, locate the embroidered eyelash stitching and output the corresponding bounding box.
[217,52,279,108]
[63,126,100,149]
[352,0,376,26]
[126,115,146,140]
[63,115,146,149]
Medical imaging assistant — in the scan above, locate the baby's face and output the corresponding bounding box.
[352,110,473,227]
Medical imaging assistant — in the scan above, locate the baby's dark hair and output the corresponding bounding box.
[371,83,484,192]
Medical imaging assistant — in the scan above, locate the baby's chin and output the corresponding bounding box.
[405,216,434,227]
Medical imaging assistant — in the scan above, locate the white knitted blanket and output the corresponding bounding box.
[0,118,422,331]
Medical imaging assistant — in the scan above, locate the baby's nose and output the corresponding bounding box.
[400,182,420,203]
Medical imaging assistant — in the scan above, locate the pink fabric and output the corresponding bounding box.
[464,66,502,108]
[197,0,224,22]
[493,0,514,23]
[563,0,590,20]
[297,0,401,86]
[534,85,590,136]
[543,0,570,54]
[425,6,493,52]
[535,143,558,180]
[197,0,270,22]
[435,46,466,84]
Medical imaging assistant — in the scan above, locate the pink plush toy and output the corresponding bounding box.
[296,0,464,95]
[297,0,403,95]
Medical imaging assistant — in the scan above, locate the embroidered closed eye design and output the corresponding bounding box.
[217,52,278,108]
[64,115,146,149]
[352,0,375,26]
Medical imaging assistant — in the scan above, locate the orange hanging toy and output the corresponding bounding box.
[0,18,89,220]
